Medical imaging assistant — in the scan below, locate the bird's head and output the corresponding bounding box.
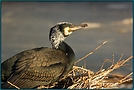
[49,22,88,49]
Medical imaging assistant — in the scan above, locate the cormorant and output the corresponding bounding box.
[1,22,88,89]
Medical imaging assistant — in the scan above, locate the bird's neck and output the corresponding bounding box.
[50,29,75,73]
[50,30,65,49]
[59,41,75,74]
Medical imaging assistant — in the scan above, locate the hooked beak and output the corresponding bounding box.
[69,23,88,32]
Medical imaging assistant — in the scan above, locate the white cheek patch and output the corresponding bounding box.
[64,27,73,36]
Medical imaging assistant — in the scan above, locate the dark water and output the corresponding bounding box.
[2,2,132,75]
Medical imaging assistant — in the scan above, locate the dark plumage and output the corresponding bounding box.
[1,22,87,89]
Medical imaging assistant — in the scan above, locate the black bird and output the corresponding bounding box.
[2,22,88,89]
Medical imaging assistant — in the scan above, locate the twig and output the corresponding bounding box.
[100,59,112,71]
[74,41,107,65]
[119,72,133,83]
[7,81,20,89]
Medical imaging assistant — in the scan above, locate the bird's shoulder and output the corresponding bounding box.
[11,47,67,72]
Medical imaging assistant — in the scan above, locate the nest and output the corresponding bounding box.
[55,41,133,89]
[66,56,133,89]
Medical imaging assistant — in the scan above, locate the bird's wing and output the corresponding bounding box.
[2,47,47,81]
[3,48,68,88]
